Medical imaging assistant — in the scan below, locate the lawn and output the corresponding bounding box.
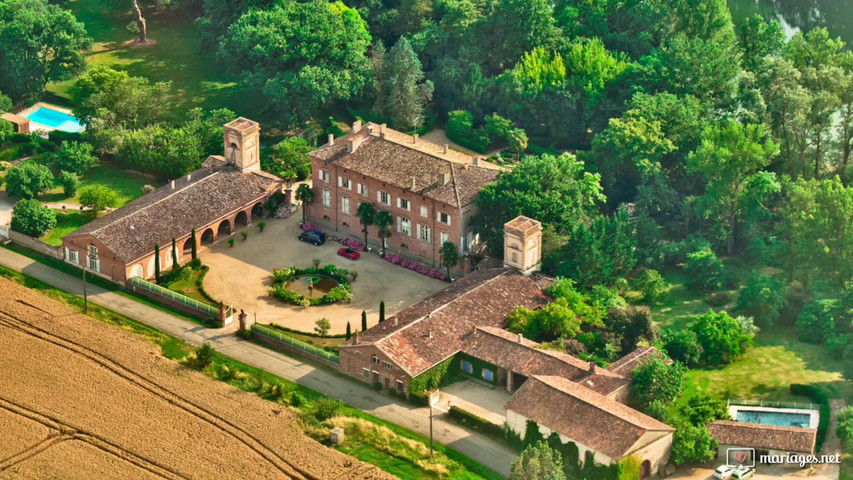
[165,267,214,306]
[41,162,156,207]
[47,0,264,121]
[40,209,90,246]
[265,323,347,350]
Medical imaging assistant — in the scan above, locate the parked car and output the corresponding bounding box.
[713,465,736,479]
[298,230,326,246]
[732,467,755,479]
[337,247,360,260]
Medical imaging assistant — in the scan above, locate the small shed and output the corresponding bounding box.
[1,113,30,135]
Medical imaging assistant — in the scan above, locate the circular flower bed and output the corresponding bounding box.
[268,265,352,308]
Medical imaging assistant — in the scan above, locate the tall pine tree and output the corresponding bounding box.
[346,321,352,340]
[154,243,161,283]
[379,301,385,323]
[190,228,198,260]
[361,310,368,331]
[376,37,433,130]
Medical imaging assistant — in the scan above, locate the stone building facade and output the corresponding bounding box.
[306,122,500,272]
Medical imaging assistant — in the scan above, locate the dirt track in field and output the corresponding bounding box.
[0,277,395,480]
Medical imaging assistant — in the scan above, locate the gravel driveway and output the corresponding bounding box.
[200,214,448,334]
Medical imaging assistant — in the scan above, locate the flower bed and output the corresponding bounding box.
[268,265,353,307]
[301,221,320,232]
[339,237,366,251]
[383,254,449,281]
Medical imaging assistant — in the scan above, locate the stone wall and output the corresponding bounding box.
[8,231,63,260]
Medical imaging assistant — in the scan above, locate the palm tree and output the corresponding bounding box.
[295,184,314,223]
[356,202,376,248]
[440,241,459,278]
[374,210,393,257]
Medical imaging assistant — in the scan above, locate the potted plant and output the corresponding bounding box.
[241,231,249,241]
[228,238,235,248]
[258,221,266,232]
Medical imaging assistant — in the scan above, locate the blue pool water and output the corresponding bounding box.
[24,107,84,133]
[735,410,811,428]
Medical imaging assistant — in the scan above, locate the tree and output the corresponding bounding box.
[54,141,97,175]
[686,120,780,254]
[190,227,198,260]
[796,299,842,344]
[78,185,118,216]
[361,310,367,331]
[345,321,352,340]
[59,171,79,197]
[295,184,314,223]
[606,306,656,353]
[376,37,434,130]
[379,301,385,323]
[472,153,605,255]
[5,161,54,199]
[510,441,566,480]
[843,345,853,384]
[218,0,372,126]
[171,237,178,268]
[679,393,729,426]
[374,210,393,257]
[131,0,147,43]
[632,269,667,302]
[685,247,723,292]
[10,199,56,237]
[314,318,331,336]
[356,202,376,248]
[264,137,312,181]
[0,0,91,99]
[736,271,787,325]
[506,129,528,162]
[0,90,11,113]
[477,0,558,75]
[630,357,685,408]
[440,241,459,278]
[737,15,785,73]
[70,66,171,128]
[690,310,754,365]
[661,329,702,367]
[670,419,717,465]
[154,243,161,283]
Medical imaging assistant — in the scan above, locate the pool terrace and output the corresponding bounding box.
[18,102,85,133]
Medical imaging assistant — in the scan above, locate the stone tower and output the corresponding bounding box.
[503,216,542,275]
[223,117,261,174]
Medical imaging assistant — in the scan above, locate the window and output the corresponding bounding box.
[440,232,449,245]
[383,361,392,370]
[372,355,380,365]
[322,189,331,207]
[378,191,391,205]
[338,176,352,189]
[397,198,411,211]
[358,183,368,196]
[88,244,98,257]
[482,368,494,382]
[342,196,350,214]
[437,212,451,225]
[88,257,100,273]
[461,360,473,374]
[319,169,330,182]
[363,368,370,378]
[418,224,431,242]
[68,249,79,264]
[396,379,404,392]
[420,205,428,217]
[397,217,411,236]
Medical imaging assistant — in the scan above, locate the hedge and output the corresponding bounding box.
[263,323,348,339]
[448,406,506,440]
[789,383,830,451]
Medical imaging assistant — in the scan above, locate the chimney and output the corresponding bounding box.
[428,330,433,339]
[186,173,191,181]
[352,120,362,133]
[443,144,449,154]
[588,361,596,373]
[170,180,175,189]
[517,333,523,344]
[410,177,416,190]
[328,133,334,146]
[380,123,387,139]
[473,326,478,333]
[347,138,358,154]
[439,172,449,185]
[354,331,359,345]
[367,125,374,136]
[473,157,479,166]
[413,134,419,144]
[394,317,398,326]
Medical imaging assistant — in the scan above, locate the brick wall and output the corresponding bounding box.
[62,234,130,283]
[338,344,412,394]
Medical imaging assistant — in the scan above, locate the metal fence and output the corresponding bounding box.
[251,323,340,364]
[128,276,218,317]
[727,398,819,410]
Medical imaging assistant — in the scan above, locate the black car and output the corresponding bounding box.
[298,230,326,245]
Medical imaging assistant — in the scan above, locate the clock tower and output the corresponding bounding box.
[223,117,261,174]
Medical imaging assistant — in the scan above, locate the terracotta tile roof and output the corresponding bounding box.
[63,167,279,263]
[576,372,631,397]
[606,346,668,377]
[505,376,674,459]
[1,113,28,126]
[463,327,623,382]
[309,124,499,208]
[708,421,816,453]
[343,267,551,376]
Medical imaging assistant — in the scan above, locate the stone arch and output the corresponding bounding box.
[182,237,194,255]
[129,264,144,279]
[251,202,264,218]
[201,228,215,244]
[217,219,231,238]
[235,210,249,227]
[147,255,156,278]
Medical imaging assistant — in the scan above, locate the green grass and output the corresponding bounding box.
[842,453,853,480]
[47,0,263,121]
[40,209,90,246]
[264,323,347,349]
[41,163,156,207]
[164,267,211,305]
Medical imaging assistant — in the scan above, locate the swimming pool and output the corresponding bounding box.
[729,405,819,429]
[24,106,84,133]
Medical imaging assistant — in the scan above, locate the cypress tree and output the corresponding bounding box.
[171,237,178,268]
[190,227,198,260]
[346,322,352,340]
[361,310,367,331]
[154,243,161,283]
[379,301,385,323]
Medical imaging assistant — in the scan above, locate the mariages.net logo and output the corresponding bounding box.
[727,448,841,468]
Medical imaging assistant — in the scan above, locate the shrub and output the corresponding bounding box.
[661,329,702,367]
[59,171,79,197]
[796,299,841,344]
[53,141,97,175]
[141,184,156,195]
[187,258,202,270]
[204,316,222,328]
[11,199,56,237]
[314,318,331,336]
[736,271,787,325]
[630,357,685,408]
[837,406,853,450]
[241,231,248,240]
[289,392,306,407]
[446,110,490,153]
[313,397,343,421]
[448,406,505,438]
[632,269,667,302]
[239,329,253,340]
[79,185,118,215]
[194,343,216,369]
[258,221,266,231]
[228,238,235,247]
[373,381,382,391]
[339,237,365,251]
[685,247,723,292]
[689,310,755,366]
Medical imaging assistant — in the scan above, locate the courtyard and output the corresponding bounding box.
[439,380,511,426]
[200,212,448,334]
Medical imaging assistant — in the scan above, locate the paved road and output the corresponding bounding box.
[0,247,516,478]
